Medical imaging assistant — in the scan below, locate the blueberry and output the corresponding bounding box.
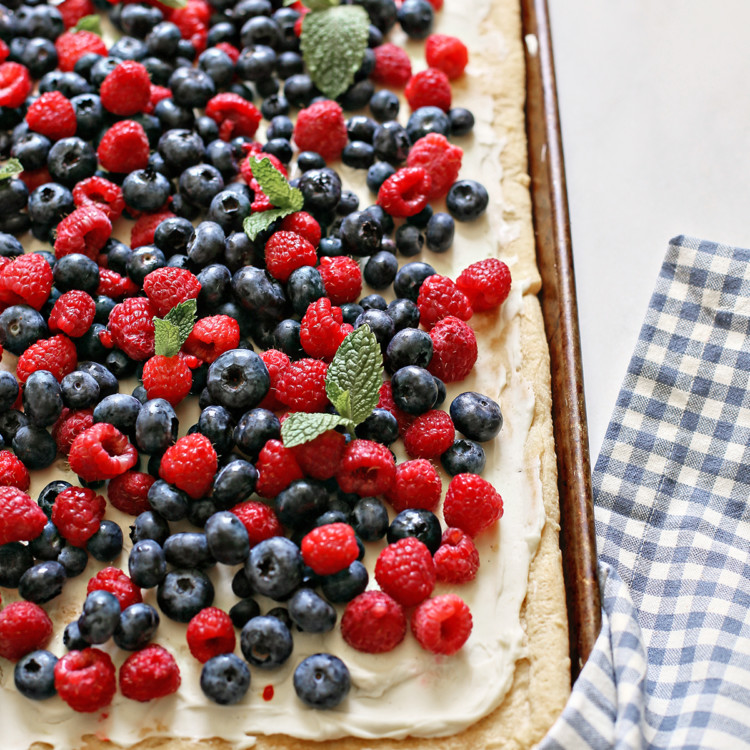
[187,497,219,528]
[386,298,420,331]
[244,536,302,600]
[450,391,503,442]
[365,161,396,194]
[205,511,250,565]
[348,496,389,542]
[273,318,304,359]
[129,539,167,588]
[197,404,235,455]
[135,398,178,454]
[341,140,375,170]
[93,393,142,436]
[153,216,195,256]
[104,349,137,380]
[147,480,189,521]
[114,602,160,651]
[232,266,289,320]
[395,223,424,257]
[0,410,28,446]
[207,349,270,411]
[11,132,51,171]
[158,128,205,174]
[146,21,182,58]
[212,460,258,509]
[274,478,329,531]
[225,231,261,272]
[267,114,294,140]
[157,568,215,622]
[354,309,394,349]
[198,47,235,87]
[78,590,121,644]
[386,328,433,373]
[13,425,57,470]
[200,653,251,705]
[318,236,344,257]
[240,614,293,669]
[358,0,397,33]
[0,177,28,219]
[229,598,261,629]
[14,650,58,700]
[63,620,89,651]
[287,265,326,315]
[208,189,251,233]
[449,106,475,136]
[355,409,399,446]
[0,305,47,355]
[393,261,435,302]
[164,532,216,569]
[122,167,172,213]
[293,653,350,710]
[37,480,71,518]
[387,508,442,554]
[58,545,89,577]
[0,542,34,587]
[359,294,388,311]
[77,361,119,398]
[370,89,399,122]
[372,120,410,164]
[340,302,364,326]
[127,245,166,286]
[321,560,369,603]
[297,150,325,172]
[363,251,398,290]
[28,183,74,242]
[18,561,66,604]
[86,520,123,562]
[28,521,64,561]
[406,106,450,143]
[441,438,486,476]
[298,168,342,213]
[288,588,337,633]
[130,510,170,546]
[110,35,148,60]
[47,137,97,187]
[425,211,455,253]
[397,0,433,38]
[446,179,489,222]
[21,370,61,428]
[206,139,239,180]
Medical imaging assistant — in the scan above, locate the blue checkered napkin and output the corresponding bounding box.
[541,236,750,750]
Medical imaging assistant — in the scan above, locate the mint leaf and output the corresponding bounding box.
[301,5,369,100]
[0,158,23,182]
[281,412,354,448]
[326,325,383,424]
[152,0,188,8]
[302,0,339,10]
[249,157,303,211]
[73,14,102,35]
[153,299,196,357]
[243,208,292,241]
[163,298,197,342]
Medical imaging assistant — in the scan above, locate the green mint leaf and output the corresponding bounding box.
[153,318,183,357]
[152,0,188,8]
[281,412,354,448]
[0,158,23,182]
[249,157,303,211]
[243,208,294,241]
[73,14,102,35]
[326,325,383,425]
[327,382,352,421]
[302,0,340,10]
[163,298,197,343]
[301,5,369,100]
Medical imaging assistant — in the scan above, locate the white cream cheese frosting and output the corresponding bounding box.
[0,0,548,745]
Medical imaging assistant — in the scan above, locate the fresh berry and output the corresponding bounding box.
[0,450,30,491]
[51,486,106,547]
[276,358,329,412]
[264,230,317,283]
[455,258,512,312]
[403,409,455,459]
[157,569,215,623]
[55,30,107,72]
[143,267,202,318]
[107,471,155,516]
[290,429,346,480]
[68,423,138,482]
[0,253,54,311]
[205,92,262,140]
[293,653,350,710]
[257,349,290,411]
[433,527,480,583]
[318,256,362,305]
[97,120,151,174]
[372,42,412,87]
[0,600,53,661]
[72,176,125,222]
[131,210,177,250]
[230,500,283,547]
[301,522,359,576]
[446,179,489,221]
[412,594,472,655]
[299,298,351,361]
[108,297,156,361]
[0,62,32,108]
[49,290,96,338]
[52,408,94,455]
[443,473,503,537]
[159,433,218,500]
[425,34,469,79]
[54,206,112,261]
[280,211,321,247]
[449,391,503,442]
[254,439,304,499]
[100,61,151,116]
[378,380,415,435]
[374,537,435,607]
[96,268,139,300]
[427,316,477,382]
[78,590,121,645]
[336,439,396,496]
[417,274,472,330]
[87,567,142,610]
[16,334,77,385]
[54,648,117,713]
[200,653,250,705]
[293,100,348,162]
[384,458,442,512]
[377,167,432,218]
[25,92,77,141]
[142,355,193,406]
[186,607,236,663]
[405,68,452,112]
[119,644,181,702]
[13,650,58,700]
[406,133,463,199]
[340,590,406,653]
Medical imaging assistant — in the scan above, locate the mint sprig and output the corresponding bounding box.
[280,326,384,448]
[243,157,304,241]
[0,158,23,182]
[153,299,197,357]
[73,14,102,35]
[300,4,369,100]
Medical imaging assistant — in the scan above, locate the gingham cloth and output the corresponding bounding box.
[541,236,750,750]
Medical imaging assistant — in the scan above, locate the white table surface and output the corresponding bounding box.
[549,0,750,461]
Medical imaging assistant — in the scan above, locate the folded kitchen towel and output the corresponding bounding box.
[541,236,750,750]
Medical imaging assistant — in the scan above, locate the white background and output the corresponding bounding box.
[549,1,750,461]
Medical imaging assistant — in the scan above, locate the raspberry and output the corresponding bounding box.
[425,34,469,80]
[280,211,321,248]
[264,230,317,283]
[0,601,53,661]
[378,381,415,435]
[143,268,201,318]
[257,349,290,411]
[57,0,96,28]
[340,591,406,654]
[87,567,142,610]
[299,298,351,361]
[384,458,442,512]
[0,39,6,63]
[375,537,435,607]
[290,429,346,480]
[254,439,304,499]
[0,252,53,310]
[72,176,125,221]
[108,297,156,361]
[0,62,32,108]
[205,92,262,140]
[68,423,139,482]
[99,60,151,115]
[371,42,412,87]
[159,433,218,500]
[405,68,452,112]
[0,487,46,545]
[107,470,155,516]
[276,358,329,413]
[142,355,193,405]
[406,133,463,199]
[293,100,348,162]
[0,450,30,491]
[25,92,77,140]
[443,473,503,537]
[214,41,239,62]
[433,527,480,583]
[20,166,52,193]
[403,410,455,459]
[52,408,94,455]
[54,649,117,713]
[97,120,150,174]
[119,644,181,702]
[96,267,139,300]
[377,167,432,218]
[301,522,359,576]
[427,316,477,382]
[412,594,472,655]
[336,439,396,496]
[416,273,473,330]
[54,206,112,261]
[51,486,106,547]
[186,607,236,663]
[318,256,362,305]
[230,500,283,546]
[145,84,172,114]
[55,29,107,72]
[16,334,77,384]
[48,290,96,338]
[131,210,176,249]
[455,258,512,312]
